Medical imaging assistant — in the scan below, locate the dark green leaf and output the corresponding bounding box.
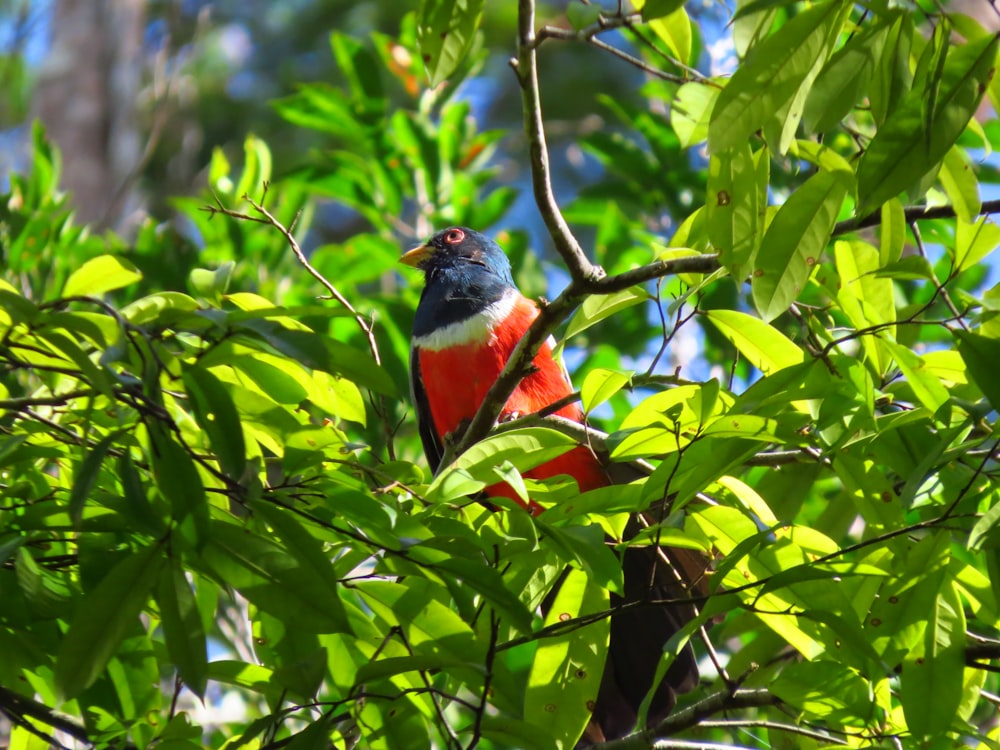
[55,544,163,699]
[155,562,208,698]
[182,366,248,481]
[68,431,120,528]
[199,519,351,633]
[956,330,1000,411]
[146,421,208,535]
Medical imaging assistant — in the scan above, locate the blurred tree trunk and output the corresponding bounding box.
[31,0,146,231]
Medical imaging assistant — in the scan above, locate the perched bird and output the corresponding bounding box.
[403,226,698,743]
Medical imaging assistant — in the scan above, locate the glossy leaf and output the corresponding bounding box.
[580,368,632,413]
[525,568,608,749]
[751,168,851,321]
[417,0,484,86]
[709,0,849,154]
[704,309,804,374]
[857,32,997,213]
[63,255,142,297]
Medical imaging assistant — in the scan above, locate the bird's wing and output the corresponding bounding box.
[410,345,444,473]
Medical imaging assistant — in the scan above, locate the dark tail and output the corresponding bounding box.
[583,543,702,743]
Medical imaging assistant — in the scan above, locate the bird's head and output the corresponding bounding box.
[400,226,514,286]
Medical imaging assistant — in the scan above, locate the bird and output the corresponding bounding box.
[402,226,699,744]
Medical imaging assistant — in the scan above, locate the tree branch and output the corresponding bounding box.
[832,197,1000,236]
[596,688,780,748]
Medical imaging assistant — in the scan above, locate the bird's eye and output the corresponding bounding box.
[445,228,465,245]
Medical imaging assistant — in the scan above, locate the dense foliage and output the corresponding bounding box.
[2,1,1000,748]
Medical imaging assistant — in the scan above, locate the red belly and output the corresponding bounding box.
[418,301,609,510]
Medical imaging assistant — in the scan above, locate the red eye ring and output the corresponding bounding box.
[445,228,465,245]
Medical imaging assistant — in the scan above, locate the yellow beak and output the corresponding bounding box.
[400,243,433,267]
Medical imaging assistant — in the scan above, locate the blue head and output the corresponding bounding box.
[402,227,517,337]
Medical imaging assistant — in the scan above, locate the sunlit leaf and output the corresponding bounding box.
[525,568,608,749]
[900,581,966,738]
[417,0,484,86]
[709,0,849,154]
[704,309,804,374]
[857,33,997,213]
[63,255,142,298]
[751,168,851,321]
[581,368,632,413]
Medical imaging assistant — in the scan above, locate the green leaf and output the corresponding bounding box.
[200,519,351,634]
[563,287,650,342]
[37,329,115,398]
[121,292,200,326]
[355,579,480,662]
[427,428,577,502]
[834,239,895,373]
[956,331,1000,411]
[188,262,234,302]
[857,33,997,213]
[182,366,248,481]
[55,544,164,698]
[233,357,310,405]
[640,0,686,20]
[751,168,851,321]
[970,497,1000,551]
[771,660,876,721]
[68,431,120,528]
[900,581,966,738]
[708,0,849,154]
[525,568,608,749]
[802,18,890,134]
[707,143,763,277]
[329,32,384,114]
[704,309,805,374]
[147,421,207,532]
[580,368,632,413]
[63,255,143,298]
[647,7,692,65]
[938,145,980,225]
[670,81,720,147]
[417,0,485,86]
[879,198,906,266]
[883,340,951,413]
[234,135,272,202]
[237,320,397,396]
[954,217,1000,273]
[155,562,208,698]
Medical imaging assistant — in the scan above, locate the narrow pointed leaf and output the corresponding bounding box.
[751,168,850,321]
[55,544,164,699]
